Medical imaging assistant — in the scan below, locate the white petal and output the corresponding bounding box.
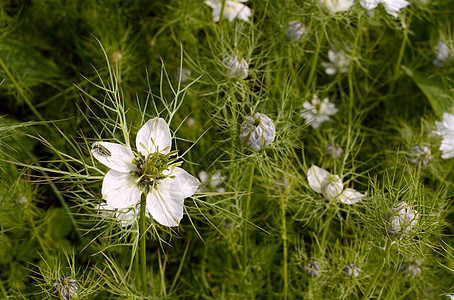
[383,0,409,11]
[92,142,136,173]
[169,167,201,198]
[307,165,330,193]
[325,67,337,75]
[338,188,365,204]
[102,170,142,209]
[136,118,172,156]
[360,0,379,10]
[146,168,199,227]
[440,135,454,159]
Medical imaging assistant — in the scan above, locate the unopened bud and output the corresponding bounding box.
[173,67,191,83]
[399,258,421,279]
[53,276,79,299]
[326,143,343,158]
[286,20,307,42]
[223,55,248,79]
[343,263,360,277]
[407,145,431,166]
[240,113,276,151]
[305,260,320,278]
[384,202,419,239]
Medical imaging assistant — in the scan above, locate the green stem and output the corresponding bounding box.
[0,277,7,299]
[348,15,363,127]
[281,195,288,300]
[0,56,44,121]
[319,206,335,254]
[361,240,392,300]
[306,28,324,91]
[244,161,256,267]
[140,193,148,296]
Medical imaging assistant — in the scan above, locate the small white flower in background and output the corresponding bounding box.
[53,276,79,300]
[240,112,276,151]
[321,49,350,75]
[285,20,307,42]
[173,67,191,83]
[198,170,226,192]
[319,0,353,13]
[326,143,343,158]
[205,0,251,22]
[434,41,451,67]
[360,0,409,17]
[112,51,123,63]
[434,112,454,159]
[344,263,361,277]
[97,203,138,227]
[399,258,421,279]
[383,202,419,239]
[91,118,200,227]
[305,260,320,278]
[301,95,338,129]
[307,165,365,204]
[407,145,431,166]
[446,294,454,300]
[223,55,249,80]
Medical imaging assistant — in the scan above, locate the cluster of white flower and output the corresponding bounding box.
[383,202,419,239]
[301,95,338,129]
[204,0,251,22]
[434,112,454,159]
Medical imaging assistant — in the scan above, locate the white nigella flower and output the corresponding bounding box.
[321,49,350,75]
[91,118,200,227]
[318,0,353,13]
[434,112,454,159]
[434,41,450,67]
[204,0,251,22]
[383,202,419,239]
[240,112,276,151]
[223,55,249,80]
[407,145,431,165]
[198,170,226,193]
[307,165,365,204]
[301,95,338,129]
[360,0,409,17]
[285,20,307,42]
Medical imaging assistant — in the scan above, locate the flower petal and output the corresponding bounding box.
[360,0,379,10]
[338,188,365,204]
[102,170,142,209]
[92,142,136,173]
[307,165,330,193]
[146,168,199,227]
[136,118,172,156]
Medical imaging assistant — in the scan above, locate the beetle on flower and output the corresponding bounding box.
[91,118,200,227]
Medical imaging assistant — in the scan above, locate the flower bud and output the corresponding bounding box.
[384,202,419,239]
[343,263,360,277]
[173,67,191,83]
[223,55,248,79]
[53,276,79,299]
[305,260,320,278]
[326,143,343,158]
[399,258,421,279]
[407,145,431,166]
[321,174,343,200]
[285,20,307,42]
[240,113,276,151]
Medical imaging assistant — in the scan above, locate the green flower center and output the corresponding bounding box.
[132,150,181,193]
